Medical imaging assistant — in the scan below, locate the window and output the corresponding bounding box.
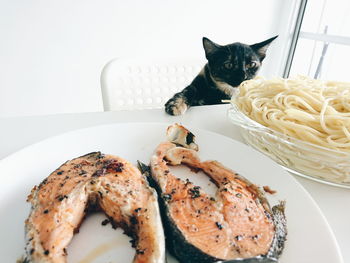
[288,0,350,81]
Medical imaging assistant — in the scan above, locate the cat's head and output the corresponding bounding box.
[203,36,277,87]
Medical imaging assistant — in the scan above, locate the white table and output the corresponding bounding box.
[1,104,349,262]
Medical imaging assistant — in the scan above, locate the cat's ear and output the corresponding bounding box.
[250,35,278,61]
[203,37,221,59]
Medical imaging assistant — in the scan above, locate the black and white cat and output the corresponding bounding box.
[164,36,278,115]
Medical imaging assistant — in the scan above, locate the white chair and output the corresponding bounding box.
[100,57,205,111]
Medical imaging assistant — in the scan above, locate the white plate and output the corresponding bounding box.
[0,123,342,263]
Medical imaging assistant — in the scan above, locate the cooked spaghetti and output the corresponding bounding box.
[235,76,350,153]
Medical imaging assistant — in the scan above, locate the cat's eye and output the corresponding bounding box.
[247,61,257,69]
[224,62,233,69]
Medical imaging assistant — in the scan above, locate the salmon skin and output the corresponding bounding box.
[148,124,287,263]
[22,152,165,263]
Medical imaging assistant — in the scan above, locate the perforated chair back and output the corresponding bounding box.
[100,58,205,111]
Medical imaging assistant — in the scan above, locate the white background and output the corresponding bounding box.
[0,0,292,117]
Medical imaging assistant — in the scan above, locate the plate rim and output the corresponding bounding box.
[0,122,344,263]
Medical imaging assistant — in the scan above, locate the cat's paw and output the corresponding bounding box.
[165,97,188,116]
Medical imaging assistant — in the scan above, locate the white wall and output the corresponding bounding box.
[0,0,286,117]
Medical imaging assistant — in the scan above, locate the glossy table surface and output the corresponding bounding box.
[1,104,349,262]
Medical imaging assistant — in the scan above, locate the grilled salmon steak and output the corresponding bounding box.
[148,124,287,263]
[23,152,165,263]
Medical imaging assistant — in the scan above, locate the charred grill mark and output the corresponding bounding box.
[105,160,124,173]
[73,160,92,169]
[92,169,105,178]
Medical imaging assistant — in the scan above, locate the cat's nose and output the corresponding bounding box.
[237,71,245,80]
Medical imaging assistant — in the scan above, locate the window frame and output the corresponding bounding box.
[282,0,308,78]
[283,0,350,78]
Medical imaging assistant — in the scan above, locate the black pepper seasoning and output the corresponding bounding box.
[57,195,68,201]
[215,222,223,230]
[188,186,201,199]
[235,235,243,241]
